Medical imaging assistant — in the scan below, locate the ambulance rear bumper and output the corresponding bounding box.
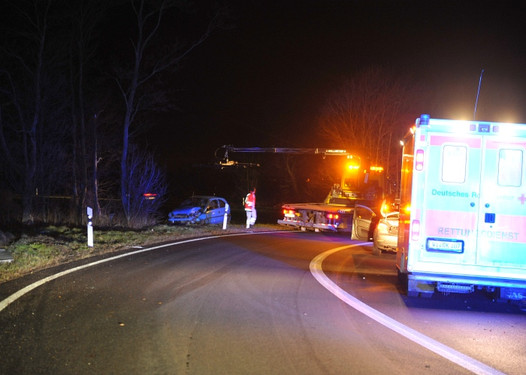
[409,272,526,290]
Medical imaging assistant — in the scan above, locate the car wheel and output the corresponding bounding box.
[372,242,381,256]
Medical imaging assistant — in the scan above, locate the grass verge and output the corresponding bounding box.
[0,223,285,284]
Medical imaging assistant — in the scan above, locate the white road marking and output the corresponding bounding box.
[0,232,272,312]
[1,233,504,374]
[309,243,505,375]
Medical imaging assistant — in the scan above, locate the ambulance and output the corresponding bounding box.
[397,114,526,303]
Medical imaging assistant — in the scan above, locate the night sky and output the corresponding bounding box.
[130,0,526,204]
[2,0,526,209]
[156,0,526,166]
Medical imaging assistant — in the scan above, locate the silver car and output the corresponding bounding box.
[351,204,399,255]
[168,196,230,225]
[372,211,399,255]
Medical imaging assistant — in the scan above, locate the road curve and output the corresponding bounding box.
[0,231,523,374]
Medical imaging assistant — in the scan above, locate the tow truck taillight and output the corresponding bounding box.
[283,209,296,217]
[327,213,339,220]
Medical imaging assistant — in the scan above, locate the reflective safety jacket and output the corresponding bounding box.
[244,191,256,210]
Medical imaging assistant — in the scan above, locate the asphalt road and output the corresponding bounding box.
[0,231,524,374]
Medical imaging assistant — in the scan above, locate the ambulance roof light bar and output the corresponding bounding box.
[419,114,430,126]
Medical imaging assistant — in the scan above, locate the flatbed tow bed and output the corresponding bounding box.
[278,202,354,232]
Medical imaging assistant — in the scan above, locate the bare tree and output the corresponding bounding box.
[115,0,221,225]
[319,67,418,194]
[0,0,60,223]
[67,0,108,224]
[282,156,301,199]
[0,0,226,225]
[124,145,167,228]
[0,0,112,225]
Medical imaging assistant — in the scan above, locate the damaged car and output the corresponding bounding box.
[168,196,230,225]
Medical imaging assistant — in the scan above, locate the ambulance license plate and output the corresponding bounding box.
[426,238,464,253]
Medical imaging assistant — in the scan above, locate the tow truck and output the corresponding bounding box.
[215,145,384,233]
[278,160,384,233]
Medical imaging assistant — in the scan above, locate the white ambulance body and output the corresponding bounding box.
[396,114,526,301]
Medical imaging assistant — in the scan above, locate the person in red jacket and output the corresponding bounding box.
[244,188,257,228]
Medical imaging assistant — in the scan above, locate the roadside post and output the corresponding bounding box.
[223,203,229,230]
[87,206,93,247]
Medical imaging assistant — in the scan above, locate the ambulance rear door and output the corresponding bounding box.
[410,124,482,273]
[476,131,526,270]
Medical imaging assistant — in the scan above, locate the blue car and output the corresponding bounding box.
[168,196,231,225]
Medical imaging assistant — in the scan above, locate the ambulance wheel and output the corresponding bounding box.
[397,269,408,291]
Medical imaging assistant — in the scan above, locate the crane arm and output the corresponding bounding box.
[214,145,356,168]
[216,145,351,158]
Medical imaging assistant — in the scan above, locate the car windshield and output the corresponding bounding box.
[385,212,399,221]
[180,197,207,208]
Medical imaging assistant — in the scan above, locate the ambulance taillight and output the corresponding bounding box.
[415,149,424,171]
[411,220,420,241]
